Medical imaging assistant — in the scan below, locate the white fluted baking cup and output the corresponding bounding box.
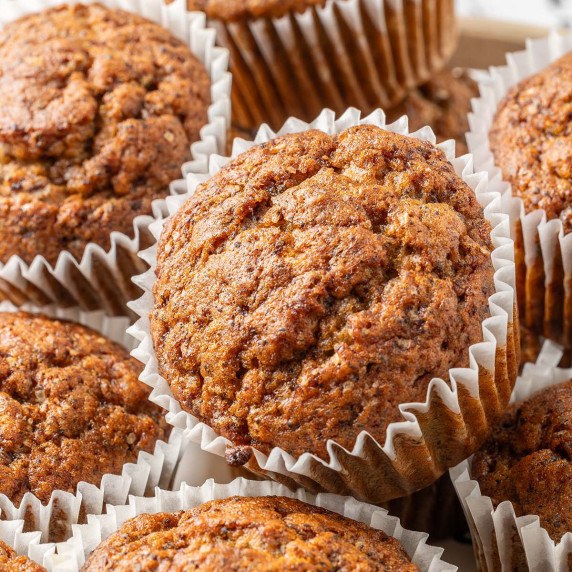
[220,0,457,131]
[451,341,572,572]
[0,0,231,317]
[467,31,572,352]
[129,107,518,504]
[4,478,457,570]
[0,301,187,544]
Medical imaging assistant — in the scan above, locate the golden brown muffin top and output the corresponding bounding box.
[82,496,420,571]
[472,380,572,542]
[490,52,572,234]
[151,124,494,462]
[0,540,45,572]
[0,3,211,264]
[387,69,478,156]
[0,312,169,505]
[184,0,326,21]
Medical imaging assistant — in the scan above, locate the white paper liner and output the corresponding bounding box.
[0,301,187,544]
[0,0,232,317]
[223,0,458,131]
[466,31,572,352]
[128,107,518,504]
[3,478,457,571]
[451,341,572,572]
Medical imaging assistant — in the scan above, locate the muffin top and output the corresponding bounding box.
[0,3,211,265]
[490,52,572,234]
[472,380,572,542]
[151,124,494,461]
[387,69,478,156]
[0,540,44,572]
[0,312,169,505]
[83,495,420,571]
[184,0,325,21]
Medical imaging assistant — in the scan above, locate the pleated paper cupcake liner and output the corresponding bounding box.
[0,0,231,317]
[466,31,572,359]
[451,341,572,572]
[0,301,187,544]
[215,0,457,131]
[1,478,457,570]
[128,107,519,505]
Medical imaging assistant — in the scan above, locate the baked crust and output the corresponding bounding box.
[490,52,572,234]
[0,540,44,572]
[152,124,494,461]
[83,496,420,571]
[0,3,211,265]
[183,0,326,21]
[472,380,572,542]
[0,312,169,504]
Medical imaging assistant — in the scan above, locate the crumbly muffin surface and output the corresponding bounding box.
[0,540,45,572]
[0,312,169,504]
[152,124,494,461]
[387,69,478,156]
[490,52,572,234]
[472,380,572,542]
[83,496,420,571]
[184,0,325,21]
[0,3,211,264]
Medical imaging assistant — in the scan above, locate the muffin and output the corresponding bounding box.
[0,3,210,267]
[387,69,478,156]
[0,540,44,572]
[489,51,572,354]
[472,379,572,544]
[148,121,517,502]
[0,311,170,505]
[178,0,458,130]
[82,495,420,570]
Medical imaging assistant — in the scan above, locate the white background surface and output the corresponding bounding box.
[456,0,572,27]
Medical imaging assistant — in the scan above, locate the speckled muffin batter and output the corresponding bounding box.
[472,380,572,542]
[182,0,325,21]
[83,496,420,571]
[151,124,494,462]
[490,51,572,234]
[0,540,44,572]
[0,3,211,265]
[0,312,169,505]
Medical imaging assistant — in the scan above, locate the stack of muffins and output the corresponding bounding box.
[0,0,567,571]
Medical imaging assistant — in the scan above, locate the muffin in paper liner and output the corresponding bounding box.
[128,107,519,505]
[450,341,572,572]
[199,0,458,131]
[466,31,572,361]
[0,301,190,545]
[0,477,457,570]
[0,0,232,318]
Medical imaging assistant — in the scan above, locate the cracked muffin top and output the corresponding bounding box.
[151,124,494,462]
[472,380,572,542]
[490,52,572,235]
[83,495,420,571]
[183,0,326,21]
[0,312,169,505]
[0,3,211,265]
[0,540,44,572]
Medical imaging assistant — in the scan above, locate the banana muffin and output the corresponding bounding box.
[387,69,478,156]
[151,124,495,462]
[472,379,572,542]
[83,496,420,570]
[0,540,44,572]
[0,3,211,265]
[0,312,169,504]
[490,51,572,233]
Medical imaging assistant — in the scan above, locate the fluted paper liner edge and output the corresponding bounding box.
[129,107,519,504]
